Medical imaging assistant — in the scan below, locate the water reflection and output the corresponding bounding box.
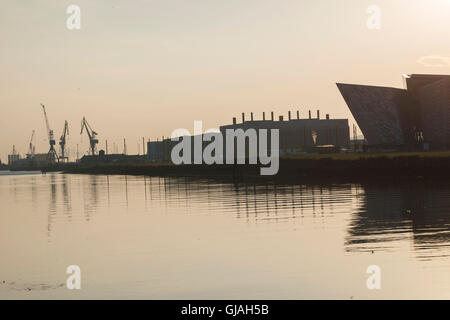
[61,175,72,217]
[4,173,450,261]
[47,174,57,238]
[346,181,450,260]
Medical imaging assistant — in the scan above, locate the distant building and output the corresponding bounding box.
[32,154,51,167]
[419,77,450,150]
[147,140,171,162]
[8,153,20,165]
[220,111,350,155]
[147,111,350,162]
[6,153,49,170]
[337,74,450,150]
[80,153,147,165]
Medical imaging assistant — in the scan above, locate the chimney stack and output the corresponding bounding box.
[309,110,312,119]
[297,110,300,119]
[251,112,254,121]
[233,117,237,125]
[279,115,284,121]
[242,112,245,123]
[317,110,320,119]
[263,112,266,121]
[288,111,291,121]
[326,114,330,120]
[271,112,274,121]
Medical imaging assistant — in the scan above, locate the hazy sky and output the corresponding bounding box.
[1,0,450,161]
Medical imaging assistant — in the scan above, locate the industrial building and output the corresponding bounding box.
[147,111,350,162]
[79,153,147,165]
[337,74,450,150]
[7,146,20,165]
[221,111,350,154]
[7,153,51,170]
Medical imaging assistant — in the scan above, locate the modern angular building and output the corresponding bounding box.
[337,74,450,150]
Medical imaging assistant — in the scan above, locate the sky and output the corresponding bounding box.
[1,0,450,162]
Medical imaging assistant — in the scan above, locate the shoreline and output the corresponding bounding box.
[59,152,450,183]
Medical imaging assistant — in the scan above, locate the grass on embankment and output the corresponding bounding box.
[63,151,450,182]
[282,151,450,161]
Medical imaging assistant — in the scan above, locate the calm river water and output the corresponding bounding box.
[1,171,450,299]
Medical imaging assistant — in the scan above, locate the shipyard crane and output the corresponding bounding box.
[80,117,99,156]
[26,130,36,159]
[59,121,69,162]
[41,104,57,163]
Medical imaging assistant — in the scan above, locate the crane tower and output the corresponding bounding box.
[26,130,36,159]
[59,121,69,162]
[41,104,57,164]
[80,117,99,156]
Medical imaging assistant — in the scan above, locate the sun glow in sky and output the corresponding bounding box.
[1,0,450,161]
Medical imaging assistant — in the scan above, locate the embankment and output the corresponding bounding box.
[63,152,450,183]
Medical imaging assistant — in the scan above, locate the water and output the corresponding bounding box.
[1,171,450,299]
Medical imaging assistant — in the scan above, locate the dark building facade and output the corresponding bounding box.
[147,111,350,162]
[419,77,450,150]
[337,74,450,150]
[220,112,349,154]
[80,154,148,164]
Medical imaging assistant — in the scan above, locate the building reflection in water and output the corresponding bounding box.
[39,174,450,259]
[152,177,354,226]
[345,181,450,260]
[61,174,72,217]
[82,175,100,221]
[47,174,58,239]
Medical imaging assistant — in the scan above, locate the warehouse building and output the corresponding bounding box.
[147,111,350,163]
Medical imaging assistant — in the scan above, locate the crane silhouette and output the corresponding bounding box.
[40,104,57,164]
[80,117,99,156]
[59,121,69,162]
[26,130,36,159]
